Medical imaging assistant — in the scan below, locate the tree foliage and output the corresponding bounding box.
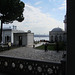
[0,0,25,24]
[0,0,25,43]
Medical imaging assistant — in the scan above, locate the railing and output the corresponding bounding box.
[0,56,66,75]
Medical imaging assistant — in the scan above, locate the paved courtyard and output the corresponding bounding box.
[0,47,66,63]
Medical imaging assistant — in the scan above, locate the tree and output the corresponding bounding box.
[0,0,25,43]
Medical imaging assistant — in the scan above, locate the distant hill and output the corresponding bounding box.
[34,34,49,37]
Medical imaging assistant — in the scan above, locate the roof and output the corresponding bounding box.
[51,27,63,32]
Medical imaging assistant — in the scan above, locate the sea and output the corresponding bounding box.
[34,36,49,41]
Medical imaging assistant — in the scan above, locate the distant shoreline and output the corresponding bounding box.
[34,36,49,41]
[34,35,49,37]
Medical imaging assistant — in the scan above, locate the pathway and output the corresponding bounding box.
[0,47,66,63]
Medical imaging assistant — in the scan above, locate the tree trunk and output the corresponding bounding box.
[0,20,3,43]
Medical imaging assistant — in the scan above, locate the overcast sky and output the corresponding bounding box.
[2,0,66,35]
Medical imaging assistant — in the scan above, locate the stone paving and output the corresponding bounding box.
[0,47,66,63]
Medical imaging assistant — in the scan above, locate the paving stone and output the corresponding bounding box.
[0,47,66,63]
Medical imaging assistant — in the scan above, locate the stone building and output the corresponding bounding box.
[49,27,65,42]
[1,26,34,47]
[49,14,67,42]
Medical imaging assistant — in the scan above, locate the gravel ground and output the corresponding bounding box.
[0,47,66,63]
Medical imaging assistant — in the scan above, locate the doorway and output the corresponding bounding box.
[19,36,22,46]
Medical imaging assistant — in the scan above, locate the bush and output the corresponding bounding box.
[55,41,66,51]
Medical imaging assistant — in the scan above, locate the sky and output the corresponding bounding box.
[1,0,66,35]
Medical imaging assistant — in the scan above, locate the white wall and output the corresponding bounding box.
[2,29,34,46]
[14,33,34,46]
[11,31,14,44]
[22,34,27,46]
[14,34,19,45]
[27,33,34,46]
[2,30,12,43]
[14,33,27,46]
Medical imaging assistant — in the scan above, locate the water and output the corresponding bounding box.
[34,37,49,41]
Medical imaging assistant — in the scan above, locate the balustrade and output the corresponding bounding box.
[0,56,65,75]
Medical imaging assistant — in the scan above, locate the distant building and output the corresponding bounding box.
[2,26,34,47]
[49,14,67,42]
[49,27,66,42]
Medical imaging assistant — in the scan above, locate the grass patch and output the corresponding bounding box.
[35,44,55,51]
[35,42,66,51]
